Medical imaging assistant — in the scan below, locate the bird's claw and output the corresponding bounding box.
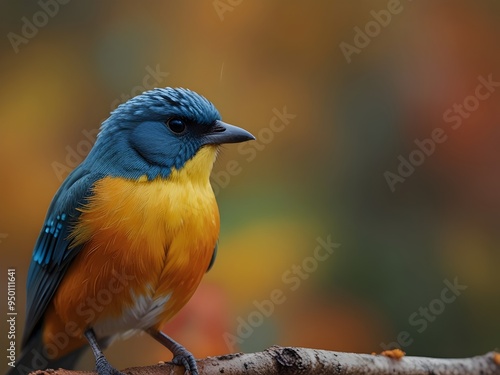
[95,355,126,375]
[147,329,198,375]
[171,349,198,375]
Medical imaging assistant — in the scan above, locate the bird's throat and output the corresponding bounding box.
[168,145,218,185]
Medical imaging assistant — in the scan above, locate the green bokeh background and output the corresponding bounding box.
[1,1,499,371]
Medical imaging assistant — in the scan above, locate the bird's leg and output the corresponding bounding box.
[84,329,124,375]
[147,328,198,375]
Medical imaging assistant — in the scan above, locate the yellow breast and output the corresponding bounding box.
[45,146,220,350]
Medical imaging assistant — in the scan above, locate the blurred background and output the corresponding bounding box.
[1,0,499,371]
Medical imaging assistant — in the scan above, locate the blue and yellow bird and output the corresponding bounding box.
[9,88,254,375]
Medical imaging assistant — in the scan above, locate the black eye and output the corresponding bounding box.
[166,118,186,134]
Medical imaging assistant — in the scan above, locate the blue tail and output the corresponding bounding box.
[5,328,88,375]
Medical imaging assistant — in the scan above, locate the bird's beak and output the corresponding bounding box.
[203,120,255,145]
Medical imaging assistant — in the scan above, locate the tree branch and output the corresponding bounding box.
[31,346,500,375]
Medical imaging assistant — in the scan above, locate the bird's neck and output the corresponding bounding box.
[88,137,219,183]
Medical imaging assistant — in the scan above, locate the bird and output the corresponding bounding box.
[9,87,255,375]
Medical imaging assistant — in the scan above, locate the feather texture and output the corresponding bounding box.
[42,146,220,357]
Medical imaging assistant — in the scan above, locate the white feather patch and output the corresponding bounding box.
[93,286,172,339]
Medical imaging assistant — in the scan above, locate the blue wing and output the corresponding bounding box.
[22,166,102,348]
[206,242,218,272]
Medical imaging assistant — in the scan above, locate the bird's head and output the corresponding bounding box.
[90,87,255,181]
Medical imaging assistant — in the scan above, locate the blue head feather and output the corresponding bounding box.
[84,87,222,180]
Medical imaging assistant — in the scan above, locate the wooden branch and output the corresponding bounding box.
[31,346,500,375]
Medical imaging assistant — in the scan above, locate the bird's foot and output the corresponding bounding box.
[170,347,198,375]
[147,329,198,375]
[95,355,126,375]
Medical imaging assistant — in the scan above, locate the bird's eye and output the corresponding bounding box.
[166,118,186,134]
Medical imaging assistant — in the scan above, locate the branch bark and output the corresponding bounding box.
[31,346,500,375]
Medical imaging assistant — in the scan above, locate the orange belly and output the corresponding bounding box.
[42,174,219,357]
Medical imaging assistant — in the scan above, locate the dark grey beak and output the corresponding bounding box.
[203,120,255,145]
